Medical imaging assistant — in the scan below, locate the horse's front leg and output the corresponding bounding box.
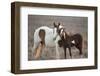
[63,47,66,59]
[55,44,60,59]
[68,47,72,58]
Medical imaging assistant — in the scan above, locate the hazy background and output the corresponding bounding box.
[28,15,88,60]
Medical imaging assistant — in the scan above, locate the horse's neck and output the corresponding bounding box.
[52,29,58,39]
[62,32,69,40]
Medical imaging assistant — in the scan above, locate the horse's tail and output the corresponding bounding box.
[32,29,46,59]
[78,34,83,54]
[39,29,45,46]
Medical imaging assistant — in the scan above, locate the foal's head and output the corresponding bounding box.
[53,22,66,39]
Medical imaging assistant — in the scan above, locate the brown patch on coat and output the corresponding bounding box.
[39,29,45,46]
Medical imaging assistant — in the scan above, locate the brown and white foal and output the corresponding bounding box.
[56,26,83,58]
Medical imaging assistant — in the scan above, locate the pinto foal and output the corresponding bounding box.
[57,28,83,58]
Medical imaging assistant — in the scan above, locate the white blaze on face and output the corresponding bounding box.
[60,29,63,35]
[59,25,64,35]
[59,25,63,29]
[60,29,66,39]
[72,40,75,44]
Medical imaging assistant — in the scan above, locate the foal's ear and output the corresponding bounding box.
[53,22,57,27]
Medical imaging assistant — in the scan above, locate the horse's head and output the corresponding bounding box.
[53,22,66,39]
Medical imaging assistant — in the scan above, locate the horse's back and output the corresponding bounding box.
[34,26,55,47]
[71,34,82,40]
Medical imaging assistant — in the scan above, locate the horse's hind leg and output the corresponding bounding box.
[77,46,83,58]
[79,46,82,55]
[32,43,38,57]
[79,36,83,55]
[76,45,82,55]
[34,43,44,59]
[79,39,83,55]
[32,42,41,59]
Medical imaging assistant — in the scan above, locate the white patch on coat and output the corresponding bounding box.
[63,32,66,39]
[32,26,61,59]
[34,26,58,47]
[59,25,63,29]
[72,40,75,44]
[60,29,64,35]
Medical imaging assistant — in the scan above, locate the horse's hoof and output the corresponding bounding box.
[80,55,83,58]
[70,56,72,59]
[56,57,60,59]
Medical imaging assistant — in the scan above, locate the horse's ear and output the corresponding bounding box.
[53,22,57,27]
[58,22,60,26]
[58,22,61,28]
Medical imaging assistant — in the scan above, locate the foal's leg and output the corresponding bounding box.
[77,46,83,58]
[68,47,72,58]
[64,47,66,59]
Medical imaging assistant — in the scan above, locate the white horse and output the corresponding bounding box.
[32,22,64,59]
